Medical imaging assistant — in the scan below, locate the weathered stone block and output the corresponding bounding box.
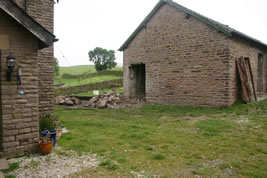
[18,128,32,134]
[2,142,20,149]
[3,130,18,136]
[16,133,34,141]
[2,136,15,142]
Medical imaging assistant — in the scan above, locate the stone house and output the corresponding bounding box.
[119,0,267,107]
[0,0,56,158]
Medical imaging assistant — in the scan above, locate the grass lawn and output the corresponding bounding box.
[55,100,267,177]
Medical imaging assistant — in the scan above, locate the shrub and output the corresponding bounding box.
[39,115,57,133]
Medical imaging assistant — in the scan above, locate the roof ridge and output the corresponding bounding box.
[119,0,267,51]
[167,0,267,48]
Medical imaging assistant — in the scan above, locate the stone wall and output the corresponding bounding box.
[55,79,123,96]
[0,49,2,154]
[28,0,54,117]
[62,71,123,79]
[0,10,39,158]
[16,0,55,117]
[123,4,232,107]
[229,38,267,104]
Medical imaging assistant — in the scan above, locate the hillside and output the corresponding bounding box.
[59,65,96,76]
[54,65,123,96]
[58,65,122,76]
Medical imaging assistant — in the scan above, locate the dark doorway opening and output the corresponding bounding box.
[257,53,264,93]
[129,64,146,99]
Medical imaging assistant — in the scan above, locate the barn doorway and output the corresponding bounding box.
[129,64,146,99]
[257,53,265,93]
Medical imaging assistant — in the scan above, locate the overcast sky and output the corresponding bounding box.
[54,0,267,67]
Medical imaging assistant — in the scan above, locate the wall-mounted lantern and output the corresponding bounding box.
[6,54,15,81]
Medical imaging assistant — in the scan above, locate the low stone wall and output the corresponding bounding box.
[62,71,123,79]
[55,79,123,96]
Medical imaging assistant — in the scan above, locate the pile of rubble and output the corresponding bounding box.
[55,96,81,106]
[88,92,122,109]
[55,92,122,109]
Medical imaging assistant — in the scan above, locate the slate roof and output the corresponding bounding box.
[0,0,57,49]
[119,0,267,51]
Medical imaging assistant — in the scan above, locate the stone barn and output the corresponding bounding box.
[119,0,267,107]
[0,0,56,158]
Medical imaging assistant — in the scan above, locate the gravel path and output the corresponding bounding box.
[7,147,99,178]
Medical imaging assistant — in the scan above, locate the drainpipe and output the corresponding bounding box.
[24,0,27,13]
[0,50,2,151]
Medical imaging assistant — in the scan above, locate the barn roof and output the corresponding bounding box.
[119,0,267,51]
[0,0,57,49]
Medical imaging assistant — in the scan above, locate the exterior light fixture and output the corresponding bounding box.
[6,54,15,81]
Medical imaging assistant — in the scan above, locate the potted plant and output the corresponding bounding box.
[39,135,53,155]
[39,115,57,146]
[41,130,57,146]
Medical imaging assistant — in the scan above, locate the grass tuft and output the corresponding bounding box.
[7,162,20,172]
[3,162,20,178]
[152,153,166,160]
[99,160,119,171]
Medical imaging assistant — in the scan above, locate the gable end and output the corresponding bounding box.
[0,0,57,49]
[119,0,267,51]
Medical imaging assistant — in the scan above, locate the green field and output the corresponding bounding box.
[55,75,121,87]
[59,65,96,76]
[55,65,123,87]
[55,100,267,177]
[58,65,122,76]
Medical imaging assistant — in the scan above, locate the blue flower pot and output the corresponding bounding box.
[41,130,57,146]
[49,130,57,146]
[41,130,49,136]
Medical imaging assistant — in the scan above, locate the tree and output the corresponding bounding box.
[53,57,60,76]
[88,47,117,72]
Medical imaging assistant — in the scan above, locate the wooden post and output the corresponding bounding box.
[245,57,257,101]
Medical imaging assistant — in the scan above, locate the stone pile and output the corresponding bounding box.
[55,96,81,106]
[88,92,122,109]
